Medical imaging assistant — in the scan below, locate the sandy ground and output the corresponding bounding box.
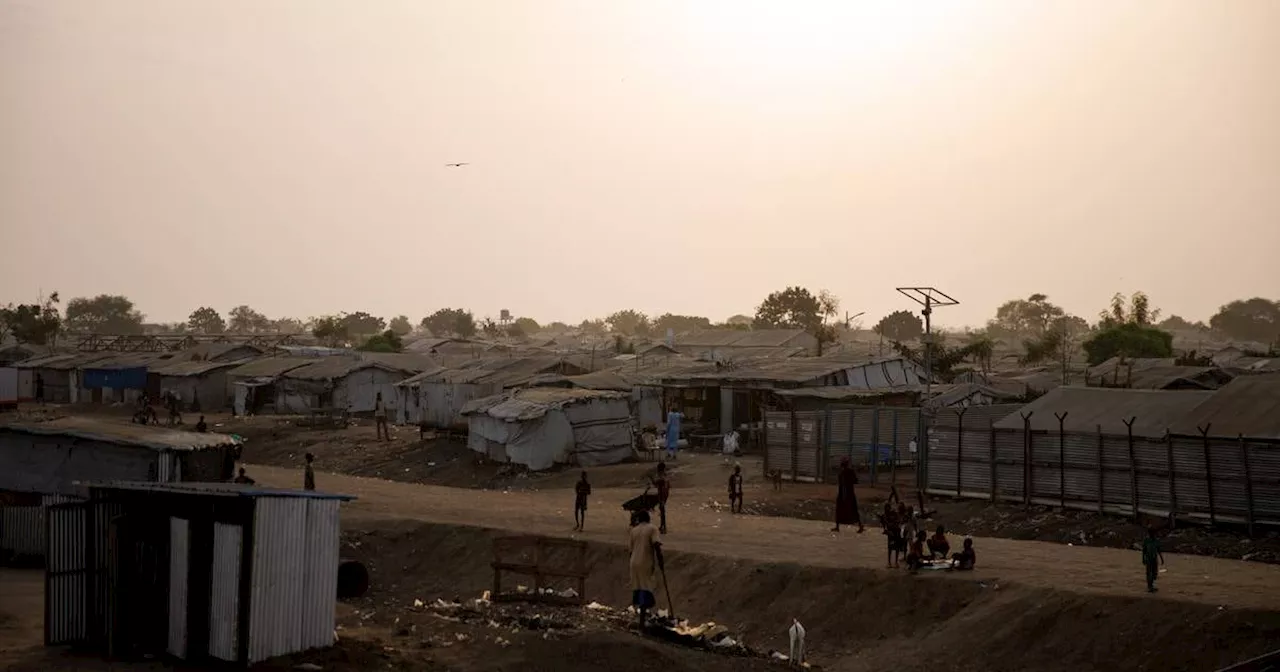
[249,458,1280,611]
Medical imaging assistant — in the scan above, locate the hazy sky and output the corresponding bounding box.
[3,1,1277,328]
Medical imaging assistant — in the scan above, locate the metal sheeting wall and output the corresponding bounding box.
[0,435,159,495]
[46,503,87,645]
[0,494,79,561]
[209,523,243,661]
[300,499,340,652]
[167,517,190,659]
[926,422,1280,528]
[248,497,308,663]
[763,411,824,482]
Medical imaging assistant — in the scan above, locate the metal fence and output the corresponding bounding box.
[764,406,923,484]
[926,407,1280,532]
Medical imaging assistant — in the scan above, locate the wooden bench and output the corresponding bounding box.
[491,535,588,606]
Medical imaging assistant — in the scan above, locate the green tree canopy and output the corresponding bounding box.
[357,329,404,353]
[988,293,1065,336]
[1082,322,1174,365]
[311,315,349,347]
[420,308,476,338]
[228,305,271,333]
[753,287,839,351]
[0,293,61,346]
[65,294,143,333]
[1209,298,1280,344]
[651,314,711,336]
[606,310,651,336]
[513,317,540,335]
[872,310,924,341]
[388,315,413,336]
[187,307,226,334]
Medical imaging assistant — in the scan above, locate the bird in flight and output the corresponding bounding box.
[445,162,470,168]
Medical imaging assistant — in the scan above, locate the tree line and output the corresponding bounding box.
[3,290,1277,360]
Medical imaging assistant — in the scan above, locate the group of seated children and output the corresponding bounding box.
[881,501,976,573]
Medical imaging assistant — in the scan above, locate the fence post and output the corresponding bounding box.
[1164,432,1178,528]
[870,408,881,485]
[790,410,799,481]
[989,418,998,503]
[1123,417,1139,522]
[1198,424,1216,527]
[822,407,832,484]
[763,413,770,477]
[1240,434,1255,537]
[956,407,967,497]
[891,409,901,488]
[1096,425,1105,513]
[1021,412,1033,506]
[1055,412,1068,509]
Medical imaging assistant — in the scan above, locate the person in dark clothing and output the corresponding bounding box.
[951,537,976,570]
[831,457,864,533]
[1142,527,1165,593]
[927,525,950,559]
[906,530,928,573]
[195,416,208,433]
[881,502,902,569]
[652,462,670,534]
[728,464,744,514]
[574,471,591,531]
[304,452,316,491]
[234,468,256,485]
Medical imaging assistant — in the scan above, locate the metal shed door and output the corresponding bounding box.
[45,502,88,646]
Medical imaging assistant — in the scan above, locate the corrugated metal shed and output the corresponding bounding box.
[282,353,436,381]
[0,417,241,452]
[1169,374,1280,439]
[461,387,626,421]
[44,482,354,664]
[991,386,1215,437]
[150,359,250,378]
[225,356,315,378]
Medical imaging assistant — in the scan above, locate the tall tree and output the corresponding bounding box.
[725,314,753,327]
[358,329,404,353]
[269,317,307,334]
[187,307,226,334]
[1100,291,1161,327]
[65,294,144,333]
[0,293,62,346]
[753,286,840,352]
[228,305,271,333]
[388,315,413,336]
[1209,298,1280,344]
[340,312,386,338]
[1082,292,1172,365]
[651,314,712,336]
[988,293,1065,336]
[513,317,540,335]
[605,310,651,336]
[872,310,924,341]
[311,315,349,347]
[579,318,608,336]
[420,308,476,338]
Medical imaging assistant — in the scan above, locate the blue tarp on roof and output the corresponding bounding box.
[82,366,148,390]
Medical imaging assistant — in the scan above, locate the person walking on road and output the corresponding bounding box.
[573,471,592,531]
[1142,527,1165,593]
[628,510,663,628]
[664,408,683,461]
[652,462,671,534]
[304,452,316,491]
[832,457,865,533]
[374,392,390,442]
[728,463,744,514]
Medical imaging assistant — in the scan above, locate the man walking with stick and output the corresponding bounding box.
[628,510,664,628]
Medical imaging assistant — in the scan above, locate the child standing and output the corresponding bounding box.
[1142,527,1165,593]
[574,471,591,531]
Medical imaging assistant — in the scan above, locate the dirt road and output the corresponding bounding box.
[250,459,1280,610]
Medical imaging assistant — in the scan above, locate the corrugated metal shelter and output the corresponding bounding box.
[44,482,353,664]
[0,418,241,563]
[462,388,633,471]
[226,357,314,416]
[277,353,436,415]
[990,386,1216,438]
[80,353,178,405]
[396,356,591,429]
[14,353,116,403]
[1169,374,1280,439]
[151,359,249,412]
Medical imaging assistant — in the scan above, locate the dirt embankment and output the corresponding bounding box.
[341,519,1280,672]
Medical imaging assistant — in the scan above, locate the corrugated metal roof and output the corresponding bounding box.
[151,359,251,377]
[83,352,176,370]
[87,481,353,500]
[461,387,627,421]
[226,356,316,378]
[180,342,264,361]
[0,417,241,451]
[282,353,437,380]
[1170,374,1280,439]
[991,386,1215,437]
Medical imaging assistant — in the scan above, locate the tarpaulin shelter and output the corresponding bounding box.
[462,387,633,471]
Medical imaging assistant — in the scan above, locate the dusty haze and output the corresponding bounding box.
[2,0,1277,326]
